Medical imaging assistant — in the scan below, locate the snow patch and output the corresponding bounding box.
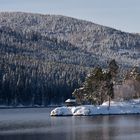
[50,107,72,116]
[50,99,140,116]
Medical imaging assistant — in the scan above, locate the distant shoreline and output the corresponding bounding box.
[0,105,61,109]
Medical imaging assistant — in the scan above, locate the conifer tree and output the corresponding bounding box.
[73,60,118,106]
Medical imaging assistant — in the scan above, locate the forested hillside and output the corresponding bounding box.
[0,12,139,106]
[0,26,91,106]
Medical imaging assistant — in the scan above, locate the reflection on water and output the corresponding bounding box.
[0,108,140,140]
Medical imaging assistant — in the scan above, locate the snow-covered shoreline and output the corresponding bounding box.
[50,99,140,116]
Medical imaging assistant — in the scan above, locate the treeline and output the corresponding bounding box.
[0,59,88,106]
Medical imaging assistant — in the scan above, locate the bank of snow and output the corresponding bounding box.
[50,99,140,116]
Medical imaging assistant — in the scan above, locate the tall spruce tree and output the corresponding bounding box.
[108,59,119,108]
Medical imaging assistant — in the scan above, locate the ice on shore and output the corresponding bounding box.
[50,99,140,116]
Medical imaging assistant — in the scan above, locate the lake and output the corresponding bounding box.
[0,108,140,140]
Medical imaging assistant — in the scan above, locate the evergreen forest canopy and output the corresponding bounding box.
[0,12,139,106]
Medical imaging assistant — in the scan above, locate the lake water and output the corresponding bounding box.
[0,108,140,140]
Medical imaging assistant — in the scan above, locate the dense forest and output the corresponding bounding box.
[0,12,139,106]
[0,27,91,106]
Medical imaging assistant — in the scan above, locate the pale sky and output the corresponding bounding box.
[0,0,140,33]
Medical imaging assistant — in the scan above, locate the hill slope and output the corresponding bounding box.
[0,12,139,106]
[0,12,140,66]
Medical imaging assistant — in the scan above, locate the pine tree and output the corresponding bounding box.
[73,60,118,106]
[73,67,111,105]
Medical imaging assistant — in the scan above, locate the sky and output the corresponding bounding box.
[0,0,140,33]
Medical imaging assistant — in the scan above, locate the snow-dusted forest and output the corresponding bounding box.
[0,12,140,106]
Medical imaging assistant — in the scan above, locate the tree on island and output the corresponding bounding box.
[73,59,119,109]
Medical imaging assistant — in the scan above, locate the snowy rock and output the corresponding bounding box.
[50,107,72,116]
[71,105,94,116]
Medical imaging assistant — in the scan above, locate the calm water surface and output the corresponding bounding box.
[0,108,140,140]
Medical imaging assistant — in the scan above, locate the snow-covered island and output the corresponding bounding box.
[50,99,140,116]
